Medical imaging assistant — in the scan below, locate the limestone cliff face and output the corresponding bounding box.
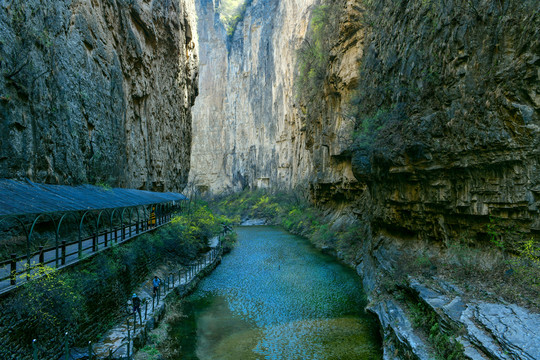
[0,0,198,191]
[285,0,540,244]
[190,0,365,196]
[192,0,539,238]
[302,0,366,207]
[190,0,317,194]
[306,1,540,358]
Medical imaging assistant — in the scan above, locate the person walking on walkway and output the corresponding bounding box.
[132,293,141,321]
[152,276,161,297]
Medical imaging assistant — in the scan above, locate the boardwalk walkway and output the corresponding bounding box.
[0,217,171,294]
[90,237,222,359]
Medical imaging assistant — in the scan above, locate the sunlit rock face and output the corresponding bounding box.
[193,0,540,237]
[190,0,364,197]
[0,0,198,191]
[190,0,319,194]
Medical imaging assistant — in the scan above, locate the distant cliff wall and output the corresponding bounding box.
[0,0,198,191]
[189,0,318,194]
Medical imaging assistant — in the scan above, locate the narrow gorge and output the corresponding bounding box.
[189,0,540,359]
[0,0,538,359]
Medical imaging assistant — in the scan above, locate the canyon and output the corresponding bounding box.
[0,0,538,358]
[190,0,539,359]
[191,0,539,242]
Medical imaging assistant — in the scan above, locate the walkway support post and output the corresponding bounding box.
[61,241,66,265]
[78,225,83,259]
[144,300,148,320]
[38,246,44,266]
[88,341,93,360]
[54,225,60,269]
[32,339,38,360]
[126,320,131,360]
[64,332,69,360]
[10,254,16,285]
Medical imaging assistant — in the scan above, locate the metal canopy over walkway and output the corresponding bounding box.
[0,180,189,294]
[0,179,187,216]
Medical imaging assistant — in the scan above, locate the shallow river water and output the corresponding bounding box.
[170,226,383,359]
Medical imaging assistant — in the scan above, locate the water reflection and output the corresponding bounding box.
[170,226,382,359]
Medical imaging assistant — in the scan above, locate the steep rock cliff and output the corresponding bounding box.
[190,0,317,194]
[0,0,198,191]
[305,0,540,358]
[190,0,364,198]
[192,0,539,239]
[347,0,540,244]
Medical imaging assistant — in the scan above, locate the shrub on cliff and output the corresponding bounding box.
[295,1,343,115]
[218,0,252,39]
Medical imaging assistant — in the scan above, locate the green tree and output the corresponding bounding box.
[218,0,251,38]
[295,1,343,109]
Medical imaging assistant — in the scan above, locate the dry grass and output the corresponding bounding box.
[399,240,540,312]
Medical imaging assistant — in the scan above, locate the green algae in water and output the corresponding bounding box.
[169,226,382,359]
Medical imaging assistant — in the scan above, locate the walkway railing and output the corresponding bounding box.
[0,211,177,293]
[26,238,224,360]
[110,245,223,359]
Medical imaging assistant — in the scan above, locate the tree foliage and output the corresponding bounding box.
[218,0,251,38]
[0,205,234,357]
[295,2,343,109]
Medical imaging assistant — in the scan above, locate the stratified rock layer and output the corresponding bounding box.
[0,0,198,191]
[348,0,540,243]
[319,1,540,358]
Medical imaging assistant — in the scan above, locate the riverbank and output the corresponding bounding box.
[212,190,362,265]
[210,190,540,360]
[95,237,224,359]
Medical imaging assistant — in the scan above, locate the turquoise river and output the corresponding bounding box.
[170,226,383,359]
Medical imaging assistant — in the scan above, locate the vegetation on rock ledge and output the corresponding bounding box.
[212,189,366,265]
[295,0,344,119]
[217,0,252,39]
